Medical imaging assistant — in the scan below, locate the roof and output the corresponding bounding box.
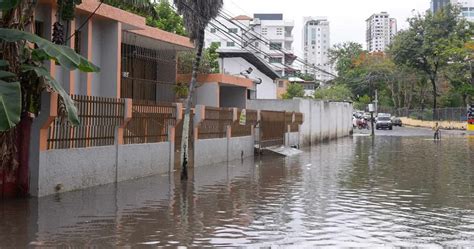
[288,77,305,82]
[233,15,253,21]
[218,49,280,80]
[41,0,194,50]
[177,74,253,89]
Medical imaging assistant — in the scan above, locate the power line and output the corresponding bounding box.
[170,3,294,72]
[217,8,336,78]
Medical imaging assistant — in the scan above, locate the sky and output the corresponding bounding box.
[223,0,430,57]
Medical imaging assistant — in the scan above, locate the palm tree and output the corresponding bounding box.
[0,0,156,196]
[173,0,223,180]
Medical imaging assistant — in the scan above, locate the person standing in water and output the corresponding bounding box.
[433,122,441,140]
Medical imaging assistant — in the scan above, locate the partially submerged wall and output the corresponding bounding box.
[194,136,254,167]
[247,99,353,146]
[32,142,172,197]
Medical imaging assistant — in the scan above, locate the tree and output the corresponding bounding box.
[0,0,155,194]
[282,83,305,99]
[147,0,186,35]
[314,85,352,102]
[389,5,473,118]
[329,42,365,79]
[174,0,224,181]
[178,42,220,74]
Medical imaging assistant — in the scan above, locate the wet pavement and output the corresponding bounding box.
[1,127,474,247]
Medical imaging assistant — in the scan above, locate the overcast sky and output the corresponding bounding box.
[223,0,430,57]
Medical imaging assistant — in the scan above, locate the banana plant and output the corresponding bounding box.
[0,28,100,131]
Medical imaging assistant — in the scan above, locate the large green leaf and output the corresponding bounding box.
[0,70,16,79]
[0,60,8,67]
[0,80,21,131]
[22,65,80,125]
[0,28,100,73]
[0,0,20,10]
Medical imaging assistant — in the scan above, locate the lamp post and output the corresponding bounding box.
[369,103,375,136]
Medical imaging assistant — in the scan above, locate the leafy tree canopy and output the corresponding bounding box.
[282,83,305,99]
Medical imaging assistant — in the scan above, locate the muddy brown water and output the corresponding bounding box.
[1,133,474,247]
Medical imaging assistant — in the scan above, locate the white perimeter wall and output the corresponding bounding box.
[247,99,353,146]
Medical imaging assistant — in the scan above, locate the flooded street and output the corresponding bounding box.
[1,128,474,247]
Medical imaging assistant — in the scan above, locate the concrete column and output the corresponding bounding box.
[29,92,58,197]
[116,98,132,145]
[168,126,175,174]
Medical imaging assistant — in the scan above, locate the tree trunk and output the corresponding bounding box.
[430,76,438,120]
[180,29,204,181]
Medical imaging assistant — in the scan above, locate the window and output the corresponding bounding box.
[255,41,259,47]
[210,28,217,33]
[227,41,235,47]
[278,80,285,88]
[262,28,268,35]
[269,57,283,63]
[269,42,282,50]
[228,28,238,33]
[276,27,283,36]
[34,21,44,38]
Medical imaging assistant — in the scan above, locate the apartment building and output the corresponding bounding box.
[366,12,397,52]
[205,13,296,77]
[431,0,474,21]
[302,17,331,82]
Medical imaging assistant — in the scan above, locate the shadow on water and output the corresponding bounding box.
[1,136,474,247]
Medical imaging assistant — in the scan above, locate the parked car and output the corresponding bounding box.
[376,116,393,130]
[391,117,403,127]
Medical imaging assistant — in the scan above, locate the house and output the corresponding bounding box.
[218,49,280,100]
[34,0,194,101]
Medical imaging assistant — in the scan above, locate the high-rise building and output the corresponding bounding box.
[204,13,296,77]
[302,17,331,82]
[366,12,397,53]
[431,0,474,21]
[431,0,451,12]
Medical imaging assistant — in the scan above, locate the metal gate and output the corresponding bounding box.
[259,110,286,148]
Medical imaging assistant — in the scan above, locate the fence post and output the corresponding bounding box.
[116,98,133,145]
[39,92,59,151]
[194,105,206,141]
[168,125,175,174]
[29,91,58,197]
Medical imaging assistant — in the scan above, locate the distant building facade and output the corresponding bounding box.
[302,17,332,83]
[366,12,397,53]
[431,0,474,21]
[205,13,296,77]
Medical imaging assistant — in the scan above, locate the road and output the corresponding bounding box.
[354,125,469,137]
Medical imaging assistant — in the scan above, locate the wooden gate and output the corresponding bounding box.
[259,110,286,148]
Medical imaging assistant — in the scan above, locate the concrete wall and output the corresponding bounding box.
[195,82,219,107]
[194,136,255,167]
[38,146,117,197]
[247,99,353,146]
[220,86,246,109]
[99,20,121,98]
[117,143,171,182]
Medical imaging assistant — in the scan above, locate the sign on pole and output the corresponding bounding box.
[239,109,247,126]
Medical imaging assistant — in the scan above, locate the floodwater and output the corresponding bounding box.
[1,128,474,247]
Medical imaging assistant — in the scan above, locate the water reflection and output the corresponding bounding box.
[1,136,473,247]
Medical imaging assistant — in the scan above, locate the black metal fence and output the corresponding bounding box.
[378,107,468,122]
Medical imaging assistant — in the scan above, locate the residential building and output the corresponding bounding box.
[34,0,193,102]
[205,13,296,78]
[218,49,280,100]
[302,17,331,83]
[431,0,474,21]
[366,12,397,53]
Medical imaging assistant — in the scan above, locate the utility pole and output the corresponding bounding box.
[369,103,375,136]
[374,89,379,114]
